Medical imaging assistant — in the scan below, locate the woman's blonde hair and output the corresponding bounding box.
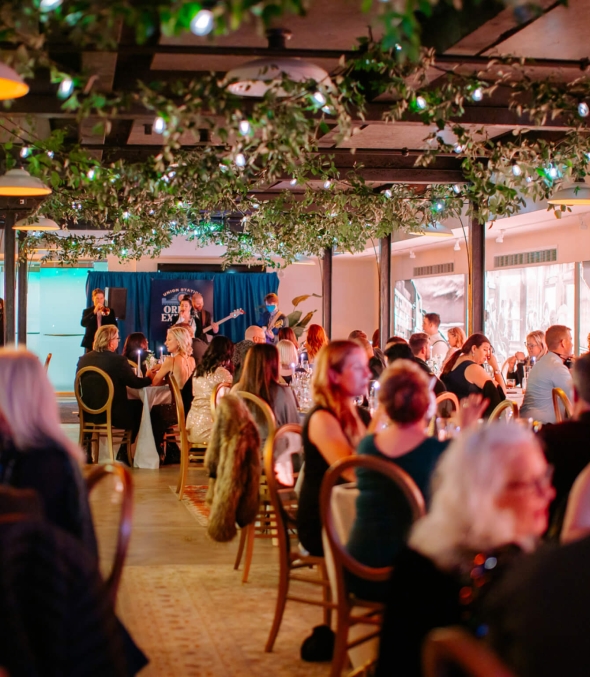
[277,339,298,368]
[409,423,544,570]
[447,326,466,348]
[93,325,118,352]
[527,330,547,357]
[0,348,81,460]
[311,340,365,445]
[305,324,329,361]
[167,325,193,356]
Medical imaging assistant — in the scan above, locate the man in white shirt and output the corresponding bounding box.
[521,324,574,423]
[422,312,448,361]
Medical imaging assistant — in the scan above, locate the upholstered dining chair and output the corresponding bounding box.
[210,381,233,417]
[552,387,573,423]
[320,455,426,677]
[423,627,516,677]
[75,366,132,464]
[233,390,277,583]
[488,399,519,423]
[43,353,52,372]
[85,462,133,604]
[264,424,335,653]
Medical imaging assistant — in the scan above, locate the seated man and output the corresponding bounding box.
[76,325,153,442]
[232,325,266,384]
[520,324,574,423]
[409,332,446,396]
[422,312,448,360]
[257,293,288,344]
[538,352,590,534]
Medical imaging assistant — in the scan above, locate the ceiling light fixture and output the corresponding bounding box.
[0,62,29,100]
[454,239,461,251]
[0,168,51,196]
[548,179,590,205]
[13,215,59,231]
[225,29,333,97]
[409,250,416,259]
[496,230,505,243]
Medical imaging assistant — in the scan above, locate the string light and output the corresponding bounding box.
[290,178,297,186]
[384,189,392,198]
[122,211,129,220]
[20,146,30,158]
[312,91,327,106]
[547,164,558,180]
[235,153,246,167]
[190,9,214,36]
[57,77,74,99]
[471,87,483,102]
[239,120,251,136]
[453,184,461,194]
[415,96,427,110]
[579,102,589,118]
[511,160,522,177]
[323,180,332,189]
[40,0,62,10]
[154,117,166,134]
[453,143,463,154]
[46,151,54,159]
[435,201,444,211]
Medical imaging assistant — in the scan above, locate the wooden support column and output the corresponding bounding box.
[322,247,332,338]
[3,212,16,345]
[468,211,485,335]
[17,232,27,345]
[379,234,392,349]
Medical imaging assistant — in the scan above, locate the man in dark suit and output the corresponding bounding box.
[80,288,117,352]
[538,352,590,534]
[76,325,152,441]
[190,292,218,341]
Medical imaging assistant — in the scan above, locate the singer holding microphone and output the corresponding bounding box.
[81,288,118,353]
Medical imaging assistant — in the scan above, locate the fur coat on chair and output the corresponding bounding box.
[205,394,261,542]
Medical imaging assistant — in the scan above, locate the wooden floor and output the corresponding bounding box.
[87,458,333,677]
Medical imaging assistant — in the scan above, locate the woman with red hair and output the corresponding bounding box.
[304,324,329,364]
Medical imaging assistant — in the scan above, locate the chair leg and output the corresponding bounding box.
[126,431,133,467]
[331,607,351,677]
[176,440,189,500]
[265,552,291,652]
[321,562,333,628]
[234,525,248,571]
[107,430,114,462]
[241,522,256,583]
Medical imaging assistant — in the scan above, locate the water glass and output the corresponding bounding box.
[506,378,516,389]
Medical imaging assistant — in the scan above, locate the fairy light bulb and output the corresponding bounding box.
[154,117,166,134]
[239,120,251,136]
[313,91,327,106]
[471,87,483,102]
[190,9,214,36]
[57,77,73,99]
[235,153,246,168]
[511,161,522,177]
[415,96,427,110]
[579,102,589,118]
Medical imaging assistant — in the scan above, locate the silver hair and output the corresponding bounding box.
[0,347,82,460]
[409,423,543,570]
[277,339,298,367]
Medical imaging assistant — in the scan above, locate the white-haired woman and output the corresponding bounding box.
[277,338,298,384]
[151,326,196,462]
[0,348,97,555]
[375,423,555,677]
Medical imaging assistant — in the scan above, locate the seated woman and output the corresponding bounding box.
[375,423,555,677]
[234,343,299,429]
[505,329,547,386]
[441,332,505,417]
[346,361,455,601]
[150,326,196,462]
[0,348,96,555]
[122,332,149,375]
[278,326,299,351]
[296,340,372,557]
[305,324,329,365]
[441,326,466,370]
[186,336,234,446]
[277,338,298,385]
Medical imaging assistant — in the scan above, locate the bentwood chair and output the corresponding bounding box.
[86,462,133,604]
[552,387,573,423]
[488,399,519,423]
[210,381,233,417]
[164,374,196,501]
[320,455,426,677]
[435,391,459,414]
[233,390,277,583]
[561,461,590,544]
[75,366,132,465]
[43,353,52,372]
[264,424,335,653]
[423,627,516,677]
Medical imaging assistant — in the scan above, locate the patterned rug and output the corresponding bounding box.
[117,564,332,677]
[170,485,210,526]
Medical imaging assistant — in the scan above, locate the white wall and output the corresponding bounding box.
[332,257,379,339]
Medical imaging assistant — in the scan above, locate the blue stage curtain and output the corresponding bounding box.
[85,271,279,345]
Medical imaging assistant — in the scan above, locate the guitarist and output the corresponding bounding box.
[190,292,218,341]
[257,292,288,344]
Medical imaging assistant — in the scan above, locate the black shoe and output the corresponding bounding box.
[116,445,131,466]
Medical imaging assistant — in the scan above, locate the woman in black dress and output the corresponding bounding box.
[296,340,372,556]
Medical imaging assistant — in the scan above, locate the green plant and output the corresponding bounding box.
[286,294,322,338]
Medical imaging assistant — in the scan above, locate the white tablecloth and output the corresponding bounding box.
[506,387,524,410]
[127,385,172,469]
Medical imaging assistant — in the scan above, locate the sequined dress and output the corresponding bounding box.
[186,366,232,445]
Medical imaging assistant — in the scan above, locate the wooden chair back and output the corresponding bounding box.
[488,399,518,423]
[86,462,133,603]
[561,461,590,543]
[210,381,233,417]
[75,366,115,421]
[552,387,573,422]
[235,390,277,453]
[320,455,426,602]
[423,627,516,677]
[43,353,52,371]
[435,391,459,413]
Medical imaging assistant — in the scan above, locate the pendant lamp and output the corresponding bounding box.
[14,215,59,231]
[0,63,29,100]
[0,168,51,196]
[548,179,590,206]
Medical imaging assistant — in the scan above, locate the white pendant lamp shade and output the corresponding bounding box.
[548,181,590,205]
[0,168,52,196]
[411,222,454,237]
[225,57,332,97]
[0,62,29,100]
[14,215,59,231]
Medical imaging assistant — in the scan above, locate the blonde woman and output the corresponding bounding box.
[442,326,466,369]
[506,330,548,386]
[296,340,371,556]
[277,338,298,383]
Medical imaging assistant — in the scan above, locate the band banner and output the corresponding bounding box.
[149,279,214,351]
